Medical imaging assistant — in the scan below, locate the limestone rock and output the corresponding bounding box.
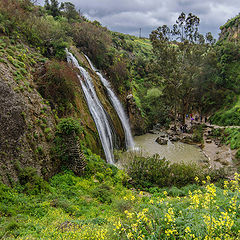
[155,137,168,145]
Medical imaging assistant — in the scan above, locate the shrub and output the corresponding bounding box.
[124,153,170,189]
[123,152,207,189]
[36,60,78,116]
[18,167,49,194]
[92,184,112,203]
[56,118,82,136]
[71,21,111,69]
[192,125,204,143]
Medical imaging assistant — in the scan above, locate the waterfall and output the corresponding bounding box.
[66,49,114,164]
[84,55,135,150]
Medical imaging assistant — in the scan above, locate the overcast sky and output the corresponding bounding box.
[37,0,240,39]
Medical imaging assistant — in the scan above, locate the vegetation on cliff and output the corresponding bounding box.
[1,0,240,239]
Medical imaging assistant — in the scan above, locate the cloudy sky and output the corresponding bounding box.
[37,0,240,39]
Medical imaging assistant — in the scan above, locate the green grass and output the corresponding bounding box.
[223,128,240,159]
[1,167,240,239]
[211,96,240,126]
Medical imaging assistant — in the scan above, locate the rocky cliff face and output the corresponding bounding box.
[0,55,57,185]
[126,94,147,135]
[0,38,131,184]
[219,14,240,41]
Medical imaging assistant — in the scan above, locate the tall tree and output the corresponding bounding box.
[150,13,209,126]
[62,2,79,22]
[44,0,63,17]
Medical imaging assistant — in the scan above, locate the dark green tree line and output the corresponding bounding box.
[149,12,215,126]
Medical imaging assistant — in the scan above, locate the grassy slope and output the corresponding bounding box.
[212,96,240,126]
[1,167,240,239]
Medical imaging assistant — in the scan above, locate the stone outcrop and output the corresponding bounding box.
[155,137,168,145]
[0,61,57,185]
[126,94,147,136]
[219,14,240,42]
[63,133,87,176]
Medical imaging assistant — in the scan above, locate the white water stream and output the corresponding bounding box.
[66,49,114,164]
[84,55,135,150]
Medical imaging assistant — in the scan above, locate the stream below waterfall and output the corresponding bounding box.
[134,133,208,164]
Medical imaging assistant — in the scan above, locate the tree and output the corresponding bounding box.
[150,13,211,126]
[62,2,79,22]
[44,0,63,17]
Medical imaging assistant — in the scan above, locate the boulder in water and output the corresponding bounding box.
[155,137,168,145]
[170,136,180,142]
[159,133,167,138]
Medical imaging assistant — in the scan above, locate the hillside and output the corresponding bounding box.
[0,0,150,184]
[1,1,240,239]
[219,13,240,42]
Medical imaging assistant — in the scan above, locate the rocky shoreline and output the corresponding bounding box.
[149,123,237,175]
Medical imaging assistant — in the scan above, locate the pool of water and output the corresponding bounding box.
[134,133,208,164]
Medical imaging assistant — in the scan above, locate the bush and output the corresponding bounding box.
[123,152,207,189]
[71,21,112,69]
[192,124,204,143]
[56,118,82,136]
[92,184,112,203]
[18,167,49,194]
[36,60,78,116]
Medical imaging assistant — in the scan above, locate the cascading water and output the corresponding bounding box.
[66,49,114,164]
[84,55,135,150]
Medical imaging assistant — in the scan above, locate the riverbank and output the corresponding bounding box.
[201,125,237,176]
[171,120,237,176]
[146,120,238,177]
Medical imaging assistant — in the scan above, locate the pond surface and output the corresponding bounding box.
[134,133,208,164]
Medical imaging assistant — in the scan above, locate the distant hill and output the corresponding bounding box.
[219,13,240,41]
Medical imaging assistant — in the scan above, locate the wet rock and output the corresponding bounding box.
[149,129,156,134]
[170,136,180,142]
[180,136,194,144]
[155,137,168,145]
[159,133,167,138]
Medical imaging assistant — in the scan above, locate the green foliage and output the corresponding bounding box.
[18,167,50,194]
[210,127,240,160]
[192,124,204,143]
[53,118,83,168]
[107,54,130,93]
[71,21,112,69]
[223,128,240,150]
[220,13,240,30]
[56,118,82,136]
[141,87,171,127]
[36,60,78,116]
[0,167,238,239]
[124,153,206,189]
[211,96,240,126]
[44,0,62,18]
[92,184,113,203]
